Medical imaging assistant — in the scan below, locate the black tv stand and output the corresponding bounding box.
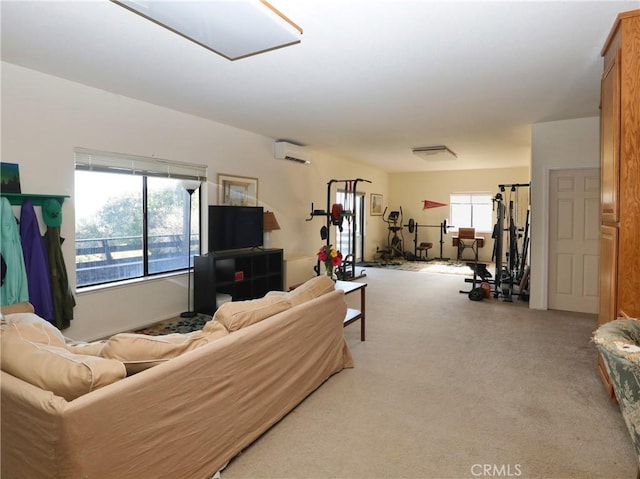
[194,248,284,315]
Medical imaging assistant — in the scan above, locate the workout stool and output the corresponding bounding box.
[416,242,433,259]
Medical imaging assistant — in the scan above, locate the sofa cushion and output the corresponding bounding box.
[202,319,230,335]
[67,340,108,356]
[100,328,229,375]
[287,275,335,306]
[214,296,291,332]
[1,312,66,347]
[0,324,126,401]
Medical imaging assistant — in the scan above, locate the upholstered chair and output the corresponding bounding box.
[593,319,640,479]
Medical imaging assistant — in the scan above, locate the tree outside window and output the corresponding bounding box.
[75,167,201,287]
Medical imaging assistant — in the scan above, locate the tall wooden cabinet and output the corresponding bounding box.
[598,9,640,395]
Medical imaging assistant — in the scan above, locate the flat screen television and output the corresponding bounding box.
[209,205,264,252]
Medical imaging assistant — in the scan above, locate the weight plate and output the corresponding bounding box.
[408,218,415,234]
[468,287,485,301]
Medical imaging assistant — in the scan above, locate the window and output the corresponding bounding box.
[450,193,493,232]
[74,149,206,287]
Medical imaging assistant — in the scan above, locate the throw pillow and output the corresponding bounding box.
[1,312,66,347]
[214,296,291,332]
[1,324,126,401]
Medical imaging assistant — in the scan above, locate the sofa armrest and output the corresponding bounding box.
[1,372,67,478]
[1,302,35,315]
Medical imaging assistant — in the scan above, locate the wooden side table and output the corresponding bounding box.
[335,280,367,341]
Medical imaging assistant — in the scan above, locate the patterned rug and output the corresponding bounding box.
[134,313,212,335]
[357,259,488,277]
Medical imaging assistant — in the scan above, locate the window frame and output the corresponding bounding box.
[74,148,206,289]
[449,192,493,233]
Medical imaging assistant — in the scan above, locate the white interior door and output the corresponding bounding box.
[548,168,600,313]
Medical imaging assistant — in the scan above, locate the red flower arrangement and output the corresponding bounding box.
[317,244,343,277]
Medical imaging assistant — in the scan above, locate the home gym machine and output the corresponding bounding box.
[404,218,454,261]
[490,183,531,302]
[306,178,371,281]
[464,183,530,302]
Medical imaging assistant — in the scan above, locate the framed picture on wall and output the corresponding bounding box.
[217,173,258,206]
[370,193,383,216]
[0,162,22,193]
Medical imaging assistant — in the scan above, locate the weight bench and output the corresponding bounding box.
[416,242,433,259]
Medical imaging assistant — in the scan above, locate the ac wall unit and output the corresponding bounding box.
[274,141,312,164]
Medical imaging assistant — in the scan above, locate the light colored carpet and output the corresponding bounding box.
[222,268,636,479]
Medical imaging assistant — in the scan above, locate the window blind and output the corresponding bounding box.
[74,147,207,181]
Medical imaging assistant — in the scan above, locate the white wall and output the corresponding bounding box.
[1,62,388,340]
[529,116,600,310]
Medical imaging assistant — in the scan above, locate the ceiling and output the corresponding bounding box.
[2,0,638,173]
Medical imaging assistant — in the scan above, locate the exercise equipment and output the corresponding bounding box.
[519,208,530,283]
[468,263,493,281]
[331,203,344,228]
[306,178,371,280]
[381,206,405,258]
[461,182,530,302]
[404,218,453,261]
[415,242,433,260]
[460,261,494,296]
[456,227,485,295]
[491,192,505,298]
[468,287,485,301]
[489,183,531,302]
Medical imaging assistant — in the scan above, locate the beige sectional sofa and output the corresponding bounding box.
[1,276,352,479]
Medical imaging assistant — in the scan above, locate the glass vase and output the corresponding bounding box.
[325,266,337,281]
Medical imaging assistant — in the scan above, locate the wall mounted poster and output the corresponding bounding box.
[0,163,21,193]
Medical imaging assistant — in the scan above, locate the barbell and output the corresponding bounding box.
[405,218,451,236]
